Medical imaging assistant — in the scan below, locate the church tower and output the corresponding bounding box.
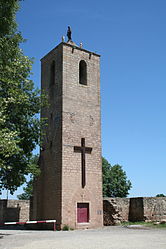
[34,35,103,229]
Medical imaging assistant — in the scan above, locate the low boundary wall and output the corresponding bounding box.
[104,197,166,225]
[0,199,30,223]
[1,197,166,226]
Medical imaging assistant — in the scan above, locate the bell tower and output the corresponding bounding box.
[33,35,103,229]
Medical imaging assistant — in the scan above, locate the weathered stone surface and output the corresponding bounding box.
[1,197,166,225]
[0,200,30,223]
[143,197,166,221]
[104,197,166,225]
[129,197,144,221]
[103,198,130,225]
[128,197,166,222]
[32,42,103,229]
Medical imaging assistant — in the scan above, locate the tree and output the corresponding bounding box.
[0,0,42,194]
[102,157,132,197]
[17,154,39,200]
[102,157,111,196]
[156,194,165,197]
[17,179,33,200]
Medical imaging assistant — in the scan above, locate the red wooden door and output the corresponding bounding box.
[77,203,89,223]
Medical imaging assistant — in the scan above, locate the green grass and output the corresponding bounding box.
[121,221,166,229]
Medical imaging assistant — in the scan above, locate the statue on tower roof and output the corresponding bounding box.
[67,26,72,42]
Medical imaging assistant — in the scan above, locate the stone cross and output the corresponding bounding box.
[74,138,92,188]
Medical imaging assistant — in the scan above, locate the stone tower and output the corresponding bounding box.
[33,39,103,229]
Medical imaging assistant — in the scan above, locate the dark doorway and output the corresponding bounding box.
[77,203,89,223]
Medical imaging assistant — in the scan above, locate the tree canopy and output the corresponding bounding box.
[18,156,132,200]
[17,179,33,200]
[156,194,165,197]
[102,157,132,197]
[0,0,41,194]
[17,155,39,200]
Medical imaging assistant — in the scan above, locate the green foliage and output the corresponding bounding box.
[156,194,166,197]
[102,157,132,197]
[17,179,33,200]
[17,155,40,200]
[0,0,18,38]
[102,157,111,196]
[62,224,70,231]
[0,0,42,194]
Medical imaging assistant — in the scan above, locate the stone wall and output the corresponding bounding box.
[129,197,166,222]
[0,199,30,223]
[1,197,166,226]
[129,197,144,221]
[103,198,130,225]
[104,197,166,225]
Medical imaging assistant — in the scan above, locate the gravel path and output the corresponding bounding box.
[0,226,166,249]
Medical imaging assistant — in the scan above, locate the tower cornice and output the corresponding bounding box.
[41,42,100,61]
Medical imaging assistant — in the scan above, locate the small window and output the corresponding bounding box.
[50,60,55,85]
[79,60,87,85]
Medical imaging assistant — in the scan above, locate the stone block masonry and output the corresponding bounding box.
[103,197,166,225]
[0,197,166,226]
[103,198,130,225]
[0,199,30,223]
[129,197,166,222]
[32,41,103,229]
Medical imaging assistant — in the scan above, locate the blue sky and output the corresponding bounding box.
[2,0,166,198]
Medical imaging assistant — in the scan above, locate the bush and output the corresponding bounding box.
[62,224,70,231]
